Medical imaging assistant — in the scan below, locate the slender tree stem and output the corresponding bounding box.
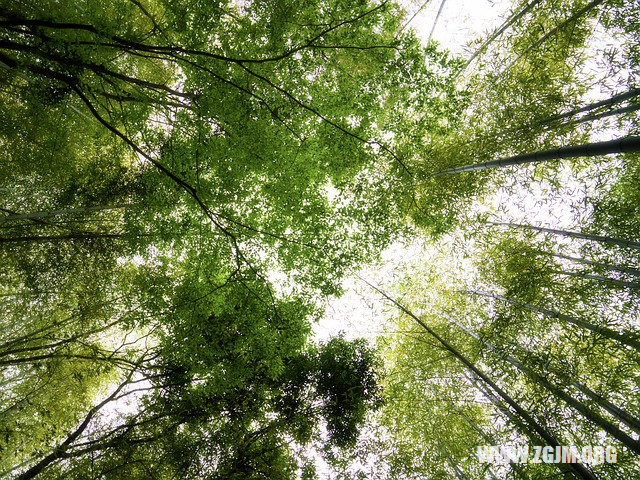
[432,137,640,175]
[360,277,596,480]
[465,289,640,351]
[489,221,640,250]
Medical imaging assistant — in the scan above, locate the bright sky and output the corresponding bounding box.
[400,0,512,54]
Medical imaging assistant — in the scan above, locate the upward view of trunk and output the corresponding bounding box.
[0,291,58,301]
[397,0,433,34]
[449,314,640,444]
[489,221,640,250]
[554,269,640,290]
[461,0,544,72]
[570,103,640,127]
[362,278,596,480]
[463,99,639,156]
[15,374,134,480]
[427,0,448,41]
[523,351,640,435]
[503,0,605,74]
[541,87,640,124]
[539,250,640,278]
[0,312,82,353]
[0,233,125,244]
[432,136,640,175]
[0,317,125,361]
[446,455,468,480]
[466,373,589,480]
[535,373,640,455]
[0,204,131,223]
[446,397,529,480]
[465,289,640,351]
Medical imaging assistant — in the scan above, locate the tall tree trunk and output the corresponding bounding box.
[0,204,131,223]
[397,0,433,34]
[446,396,529,479]
[432,136,640,175]
[0,312,82,353]
[524,351,640,435]
[467,371,590,480]
[0,233,124,244]
[566,103,640,127]
[539,250,640,277]
[462,97,639,155]
[15,374,133,480]
[503,0,605,74]
[427,0,448,41]
[541,87,640,124]
[489,221,640,250]
[461,0,544,72]
[446,455,473,480]
[0,291,58,298]
[0,317,126,360]
[465,289,640,351]
[361,278,596,480]
[450,315,640,439]
[534,373,640,454]
[554,269,640,290]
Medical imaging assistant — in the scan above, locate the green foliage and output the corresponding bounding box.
[476,235,558,303]
[2,0,437,476]
[591,154,640,243]
[314,335,382,448]
[2,0,639,478]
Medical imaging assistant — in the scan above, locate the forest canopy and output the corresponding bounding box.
[0,0,639,479]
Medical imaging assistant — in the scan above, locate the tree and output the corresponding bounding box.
[359,1,640,478]
[3,0,640,478]
[411,0,639,237]
[365,277,596,480]
[0,0,464,293]
[9,271,383,479]
[1,1,468,478]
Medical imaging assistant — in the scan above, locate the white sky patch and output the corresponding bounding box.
[400,0,512,55]
[315,240,427,341]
